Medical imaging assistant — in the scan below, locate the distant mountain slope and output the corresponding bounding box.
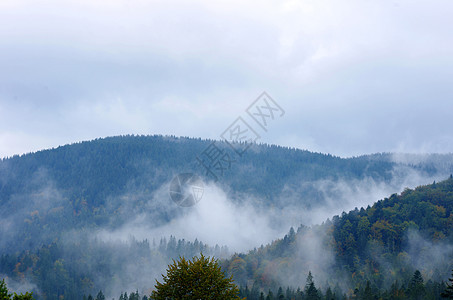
[0,135,453,252]
[224,177,453,293]
[1,160,453,299]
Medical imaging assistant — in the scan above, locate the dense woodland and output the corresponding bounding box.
[1,135,452,253]
[1,136,453,299]
[227,178,453,299]
[1,177,453,298]
[0,235,230,299]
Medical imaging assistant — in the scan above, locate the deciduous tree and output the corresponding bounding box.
[151,254,241,299]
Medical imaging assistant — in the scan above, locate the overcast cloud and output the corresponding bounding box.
[1,0,453,157]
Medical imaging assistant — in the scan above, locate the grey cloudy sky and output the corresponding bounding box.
[1,0,453,158]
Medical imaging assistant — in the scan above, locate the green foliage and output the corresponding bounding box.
[442,269,453,299]
[0,279,34,300]
[1,136,453,299]
[95,290,105,300]
[0,135,444,253]
[151,254,241,300]
[117,292,145,300]
[11,293,34,300]
[409,270,425,299]
[0,235,227,300]
[0,279,11,300]
[304,272,320,300]
[227,177,453,298]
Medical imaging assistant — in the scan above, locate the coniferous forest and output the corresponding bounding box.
[1,136,453,299]
[3,0,453,297]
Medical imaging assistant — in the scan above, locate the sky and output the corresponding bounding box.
[1,0,453,158]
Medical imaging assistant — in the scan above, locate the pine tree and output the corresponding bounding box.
[304,271,320,300]
[286,287,292,300]
[325,287,333,300]
[265,290,273,300]
[389,280,405,299]
[295,287,303,300]
[442,269,453,299]
[0,279,34,300]
[409,270,425,300]
[251,282,260,300]
[277,287,284,299]
[129,291,139,300]
[12,293,34,300]
[1,279,11,300]
[363,280,373,300]
[95,290,105,300]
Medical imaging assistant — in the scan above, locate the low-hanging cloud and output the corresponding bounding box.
[98,182,285,253]
[1,276,39,297]
[97,157,452,256]
[406,229,453,281]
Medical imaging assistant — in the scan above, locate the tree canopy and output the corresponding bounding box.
[442,269,453,299]
[0,279,34,300]
[151,254,241,300]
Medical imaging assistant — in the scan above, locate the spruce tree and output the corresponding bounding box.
[304,271,320,300]
[363,280,373,300]
[0,279,34,300]
[325,287,333,300]
[95,290,105,300]
[1,279,11,300]
[277,287,284,299]
[265,290,273,300]
[442,269,453,299]
[409,270,425,300]
[11,293,34,300]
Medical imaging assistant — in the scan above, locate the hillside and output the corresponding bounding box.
[1,135,453,253]
[1,167,453,299]
[225,178,453,299]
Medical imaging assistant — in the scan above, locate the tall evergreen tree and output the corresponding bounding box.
[304,271,320,300]
[277,287,284,299]
[1,279,11,300]
[442,269,453,299]
[325,287,334,300]
[0,279,34,300]
[95,290,105,300]
[363,280,374,300]
[265,290,274,300]
[409,270,425,300]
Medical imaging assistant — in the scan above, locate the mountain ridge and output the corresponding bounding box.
[1,135,453,253]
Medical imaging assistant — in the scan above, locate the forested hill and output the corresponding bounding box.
[1,154,453,299]
[225,177,453,298]
[1,135,453,253]
[0,134,395,206]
